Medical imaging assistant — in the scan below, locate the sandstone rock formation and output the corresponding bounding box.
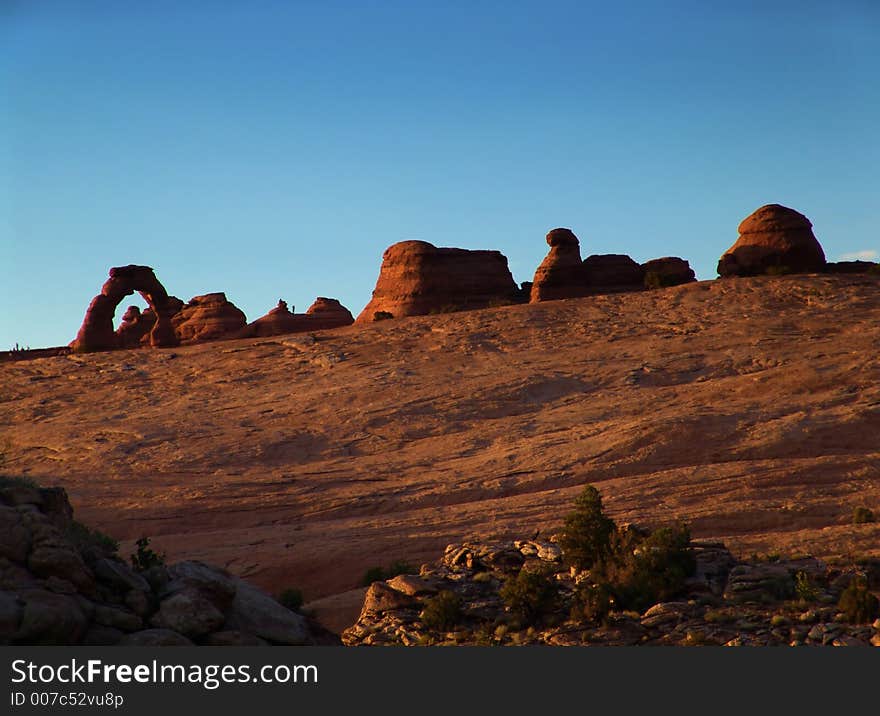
[72,265,180,353]
[717,204,827,277]
[582,254,645,293]
[641,257,697,288]
[237,298,354,338]
[529,228,590,302]
[342,535,879,646]
[172,293,247,344]
[356,241,519,322]
[0,481,324,645]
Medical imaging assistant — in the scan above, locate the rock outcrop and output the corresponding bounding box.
[356,241,519,322]
[530,228,590,302]
[237,298,354,338]
[342,535,880,647]
[582,254,645,293]
[717,204,827,277]
[0,480,326,645]
[72,265,180,353]
[172,293,247,344]
[642,257,697,288]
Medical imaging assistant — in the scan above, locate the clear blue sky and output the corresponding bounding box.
[2,0,878,349]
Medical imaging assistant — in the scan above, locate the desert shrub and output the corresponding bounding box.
[0,474,39,489]
[559,484,615,571]
[794,570,819,603]
[644,271,679,290]
[278,588,304,612]
[67,521,119,557]
[837,576,880,624]
[852,506,875,524]
[500,566,559,626]
[571,581,614,624]
[594,523,695,612]
[131,536,166,572]
[765,265,793,276]
[360,559,415,587]
[420,590,462,631]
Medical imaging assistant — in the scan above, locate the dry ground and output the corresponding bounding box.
[3,274,880,632]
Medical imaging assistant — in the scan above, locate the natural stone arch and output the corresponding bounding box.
[72,265,180,353]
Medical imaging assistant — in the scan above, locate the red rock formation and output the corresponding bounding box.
[115,306,154,348]
[172,293,247,344]
[305,297,354,328]
[529,229,590,303]
[641,257,697,288]
[717,204,826,277]
[357,241,519,321]
[72,265,179,353]
[238,298,354,338]
[583,254,645,293]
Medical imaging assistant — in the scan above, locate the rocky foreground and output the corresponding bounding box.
[0,480,334,645]
[343,536,880,647]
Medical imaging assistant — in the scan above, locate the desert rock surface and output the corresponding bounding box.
[3,274,880,632]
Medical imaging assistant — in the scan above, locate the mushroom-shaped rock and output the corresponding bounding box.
[641,257,697,288]
[530,228,590,302]
[72,265,179,353]
[582,254,645,293]
[356,240,519,321]
[172,293,247,343]
[305,297,355,329]
[717,204,826,277]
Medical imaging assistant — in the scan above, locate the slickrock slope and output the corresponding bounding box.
[3,274,880,633]
[357,240,519,321]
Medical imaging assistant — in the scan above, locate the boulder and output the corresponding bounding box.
[72,265,180,352]
[14,589,88,645]
[357,240,519,321]
[223,579,311,645]
[530,228,590,302]
[642,257,697,288]
[583,254,645,293]
[172,293,247,343]
[305,297,355,328]
[717,204,826,277]
[118,628,194,646]
[150,588,225,638]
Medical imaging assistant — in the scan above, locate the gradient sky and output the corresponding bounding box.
[2,0,878,349]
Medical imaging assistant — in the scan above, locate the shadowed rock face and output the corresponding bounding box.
[717,204,826,277]
[642,257,697,288]
[72,265,179,353]
[356,240,519,321]
[530,228,590,302]
[238,298,354,338]
[583,254,645,293]
[172,293,247,344]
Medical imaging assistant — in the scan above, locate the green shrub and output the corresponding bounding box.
[360,559,415,587]
[420,590,462,631]
[852,506,875,525]
[794,570,819,603]
[0,475,39,489]
[559,485,615,571]
[593,522,695,612]
[131,536,166,572]
[571,581,614,624]
[278,588,304,612]
[67,521,119,557]
[837,576,879,624]
[500,566,559,626]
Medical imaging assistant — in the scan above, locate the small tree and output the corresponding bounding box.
[559,485,615,571]
[500,566,559,626]
[838,576,879,624]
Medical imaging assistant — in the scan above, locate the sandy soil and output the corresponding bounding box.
[3,274,880,632]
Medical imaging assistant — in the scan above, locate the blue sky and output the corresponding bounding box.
[2,0,878,348]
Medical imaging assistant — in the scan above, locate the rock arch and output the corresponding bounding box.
[72,265,180,353]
